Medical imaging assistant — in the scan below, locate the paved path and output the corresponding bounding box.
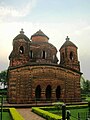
[17,108,46,120]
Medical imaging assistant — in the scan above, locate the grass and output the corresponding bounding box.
[0,108,24,120]
[69,108,88,120]
[47,108,89,120]
[39,105,89,120]
[43,107,89,120]
[0,112,12,120]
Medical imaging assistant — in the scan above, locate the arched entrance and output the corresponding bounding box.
[46,85,51,101]
[35,85,41,101]
[56,86,61,101]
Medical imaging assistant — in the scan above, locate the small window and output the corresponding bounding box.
[19,46,24,54]
[61,52,64,61]
[29,50,33,59]
[70,51,74,60]
[53,55,55,60]
[42,51,46,59]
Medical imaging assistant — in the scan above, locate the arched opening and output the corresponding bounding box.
[61,52,64,61]
[19,46,24,54]
[29,50,33,59]
[42,51,46,59]
[35,85,41,101]
[70,51,74,60]
[56,86,61,101]
[46,85,51,101]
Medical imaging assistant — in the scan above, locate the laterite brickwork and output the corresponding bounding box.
[8,29,82,103]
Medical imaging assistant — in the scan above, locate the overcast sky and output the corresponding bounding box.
[0,0,90,80]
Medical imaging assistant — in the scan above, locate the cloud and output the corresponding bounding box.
[0,0,37,19]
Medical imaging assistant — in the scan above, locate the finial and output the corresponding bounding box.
[39,29,41,31]
[20,28,24,34]
[66,36,70,41]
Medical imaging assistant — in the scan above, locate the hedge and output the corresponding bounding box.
[9,108,24,120]
[32,104,89,120]
[40,106,58,111]
[32,107,62,120]
[66,104,88,109]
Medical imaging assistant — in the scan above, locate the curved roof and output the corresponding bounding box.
[60,36,77,49]
[13,29,30,41]
[31,30,49,39]
[31,41,57,51]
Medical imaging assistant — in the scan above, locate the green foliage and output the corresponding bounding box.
[40,106,57,111]
[32,104,90,120]
[66,104,88,120]
[80,76,90,94]
[32,107,62,120]
[40,106,62,116]
[0,70,7,89]
[0,70,7,82]
[0,112,12,120]
[70,108,88,120]
[9,108,24,120]
[66,104,88,109]
[85,97,90,102]
[85,80,90,91]
[52,102,64,110]
[32,104,89,120]
[80,76,86,89]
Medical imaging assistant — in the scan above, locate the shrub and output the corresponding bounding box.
[40,106,57,111]
[9,108,24,120]
[52,102,64,111]
[66,104,88,110]
[32,107,62,120]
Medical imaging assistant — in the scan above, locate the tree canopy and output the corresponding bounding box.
[80,76,90,93]
[0,70,7,82]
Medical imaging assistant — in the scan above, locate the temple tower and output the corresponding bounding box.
[9,29,30,67]
[59,36,80,71]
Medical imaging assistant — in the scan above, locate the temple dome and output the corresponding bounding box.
[31,30,49,42]
[13,29,29,42]
[60,36,77,50]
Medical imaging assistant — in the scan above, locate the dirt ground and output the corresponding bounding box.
[17,108,46,120]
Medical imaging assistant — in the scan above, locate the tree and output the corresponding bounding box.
[80,76,90,93]
[85,80,90,91]
[0,70,7,88]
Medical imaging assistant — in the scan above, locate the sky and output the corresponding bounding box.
[0,0,90,80]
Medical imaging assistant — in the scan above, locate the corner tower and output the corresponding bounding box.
[9,29,30,67]
[59,36,80,71]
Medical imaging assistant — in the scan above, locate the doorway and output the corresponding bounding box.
[56,86,61,100]
[35,85,41,101]
[46,85,51,101]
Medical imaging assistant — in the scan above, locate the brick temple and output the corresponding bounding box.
[7,29,82,103]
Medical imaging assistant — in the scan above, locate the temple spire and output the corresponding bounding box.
[20,28,24,34]
[66,36,70,41]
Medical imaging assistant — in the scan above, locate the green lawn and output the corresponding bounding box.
[42,106,89,120]
[48,108,89,120]
[70,108,88,120]
[0,112,12,120]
